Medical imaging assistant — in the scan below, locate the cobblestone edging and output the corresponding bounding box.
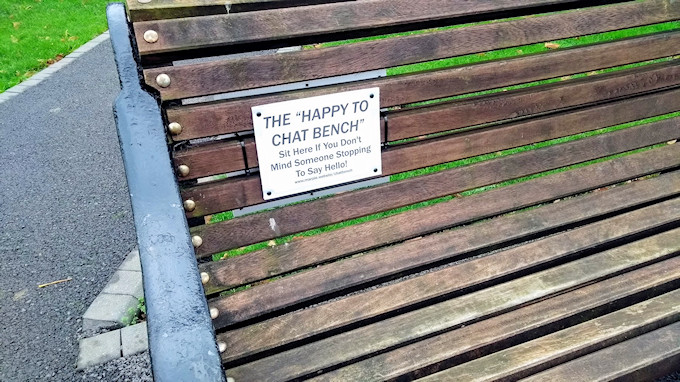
[0,31,110,105]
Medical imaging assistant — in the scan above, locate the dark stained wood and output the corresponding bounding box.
[173,138,246,180]
[144,0,680,99]
[165,31,680,141]
[172,65,680,180]
[181,88,680,218]
[127,0,352,22]
[214,196,680,358]
[210,197,680,331]
[387,62,680,141]
[224,228,680,381]
[418,289,680,382]
[189,118,680,256]
[134,0,597,55]
[201,167,680,294]
[312,258,680,382]
[519,321,680,382]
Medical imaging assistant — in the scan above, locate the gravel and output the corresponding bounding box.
[79,351,152,382]
[0,39,140,380]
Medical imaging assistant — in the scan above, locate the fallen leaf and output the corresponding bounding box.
[267,240,276,247]
[12,22,20,30]
[544,42,560,50]
[668,140,677,145]
[10,35,18,43]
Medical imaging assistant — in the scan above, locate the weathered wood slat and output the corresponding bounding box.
[144,0,680,99]
[127,0,352,22]
[211,196,680,333]
[519,321,680,382]
[165,31,680,142]
[313,257,680,382]
[189,118,680,256]
[134,0,597,55]
[200,155,680,294]
[172,64,680,180]
[215,195,680,360]
[387,62,680,141]
[224,228,680,381]
[418,290,680,382]
[181,88,680,219]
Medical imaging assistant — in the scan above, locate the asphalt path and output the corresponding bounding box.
[0,39,136,381]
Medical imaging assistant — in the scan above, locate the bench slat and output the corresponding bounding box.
[166,31,680,142]
[190,117,680,256]
[173,63,680,180]
[182,88,680,219]
[201,153,680,294]
[418,289,680,382]
[225,228,680,380]
[311,257,680,381]
[143,0,680,100]
[212,195,680,331]
[127,0,351,22]
[216,193,680,358]
[519,321,680,382]
[134,0,601,56]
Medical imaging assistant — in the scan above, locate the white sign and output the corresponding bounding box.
[252,88,382,200]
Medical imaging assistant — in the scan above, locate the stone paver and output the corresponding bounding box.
[102,269,144,298]
[121,322,148,356]
[76,330,121,370]
[118,248,141,272]
[83,294,139,331]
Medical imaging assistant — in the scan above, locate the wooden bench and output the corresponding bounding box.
[106,1,680,381]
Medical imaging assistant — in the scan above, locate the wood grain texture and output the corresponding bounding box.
[127,0,351,21]
[215,196,680,359]
[519,321,680,382]
[134,0,591,55]
[170,63,680,180]
[418,289,680,382]
[144,0,680,99]
[201,166,680,294]
[224,228,680,381]
[313,257,680,382]
[166,31,680,142]
[189,117,680,257]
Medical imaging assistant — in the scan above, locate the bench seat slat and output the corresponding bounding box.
[143,0,680,100]
[418,290,680,382]
[225,229,680,381]
[212,195,680,331]
[201,153,680,294]
[166,31,680,142]
[190,118,680,256]
[173,63,680,180]
[311,257,680,381]
[215,192,680,359]
[519,321,680,382]
[134,0,600,55]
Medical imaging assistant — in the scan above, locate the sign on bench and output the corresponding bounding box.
[252,88,382,199]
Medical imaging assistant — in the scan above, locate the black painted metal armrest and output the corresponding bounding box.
[106,3,225,381]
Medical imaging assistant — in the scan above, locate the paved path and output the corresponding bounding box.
[0,38,137,381]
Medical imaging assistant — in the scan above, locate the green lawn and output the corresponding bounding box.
[0,0,109,92]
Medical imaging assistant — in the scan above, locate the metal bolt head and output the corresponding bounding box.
[156,73,171,88]
[168,122,182,135]
[193,236,204,248]
[177,164,190,177]
[200,272,209,284]
[143,30,159,43]
[218,341,227,353]
[183,199,196,212]
[210,307,219,319]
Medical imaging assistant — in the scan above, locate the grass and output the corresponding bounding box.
[0,0,109,92]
